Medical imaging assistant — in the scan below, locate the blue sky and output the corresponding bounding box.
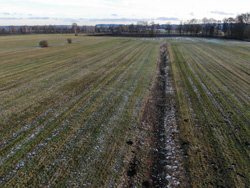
[0,0,249,25]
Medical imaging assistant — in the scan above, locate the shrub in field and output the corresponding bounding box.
[67,38,72,44]
[39,40,48,48]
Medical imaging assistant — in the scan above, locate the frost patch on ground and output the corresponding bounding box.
[151,44,185,188]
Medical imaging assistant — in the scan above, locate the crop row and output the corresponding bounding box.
[0,37,160,187]
[169,39,250,187]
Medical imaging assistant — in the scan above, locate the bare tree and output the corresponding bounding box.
[100,24,105,33]
[129,24,135,33]
[0,28,7,34]
[43,25,49,33]
[242,13,250,23]
[34,25,40,34]
[228,17,235,37]
[49,25,55,33]
[137,21,148,34]
[177,21,183,35]
[118,25,123,33]
[9,26,17,34]
[20,25,30,34]
[243,25,250,39]
[150,21,155,36]
[194,23,202,36]
[72,23,79,36]
[215,20,221,36]
[202,17,209,35]
[222,12,250,39]
[166,22,172,35]
[234,13,249,39]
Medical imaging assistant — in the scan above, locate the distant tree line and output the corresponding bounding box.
[1,24,96,35]
[175,13,250,40]
[93,12,250,40]
[1,12,249,40]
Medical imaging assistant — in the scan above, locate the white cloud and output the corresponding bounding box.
[210,11,234,16]
[0,0,249,25]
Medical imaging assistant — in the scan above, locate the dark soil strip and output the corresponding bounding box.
[124,43,186,187]
[159,44,187,186]
[148,43,186,187]
[150,44,169,187]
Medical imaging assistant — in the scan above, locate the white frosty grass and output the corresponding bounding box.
[134,37,249,44]
[169,37,249,44]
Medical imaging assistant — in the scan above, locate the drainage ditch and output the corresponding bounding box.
[124,43,186,188]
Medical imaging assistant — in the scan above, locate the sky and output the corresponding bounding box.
[0,0,249,25]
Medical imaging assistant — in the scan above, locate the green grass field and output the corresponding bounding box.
[0,34,93,53]
[0,35,161,187]
[0,35,249,187]
[169,38,250,187]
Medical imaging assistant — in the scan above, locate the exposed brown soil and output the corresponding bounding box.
[122,43,186,187]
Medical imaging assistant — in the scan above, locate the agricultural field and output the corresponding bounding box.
[0,34,90,53]
[169,38,250,187]
[0,34,249,187]
[0,35,161,187]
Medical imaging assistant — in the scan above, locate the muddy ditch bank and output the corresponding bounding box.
[122,43,186,187]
